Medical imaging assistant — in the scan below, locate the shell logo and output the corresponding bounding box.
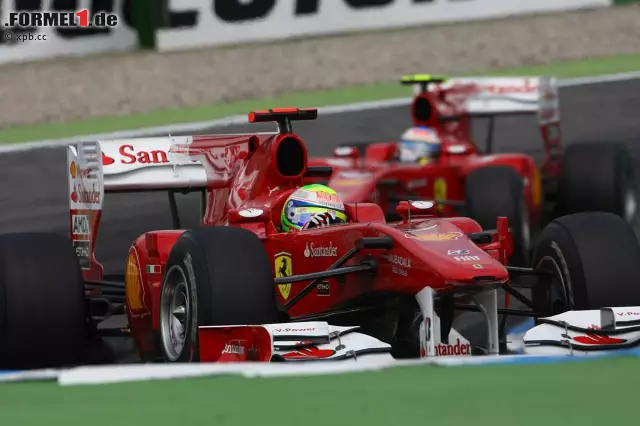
[69,161,92,179]
[407,231,463,241]
[125,250,144,311]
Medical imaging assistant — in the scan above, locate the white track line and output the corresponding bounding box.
[2,71,640,154]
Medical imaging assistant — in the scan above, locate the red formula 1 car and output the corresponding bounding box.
[1,108,640,369]
[307,75,637,266]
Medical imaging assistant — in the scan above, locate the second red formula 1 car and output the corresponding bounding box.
[307,75,637,266]
[1,108,639,369]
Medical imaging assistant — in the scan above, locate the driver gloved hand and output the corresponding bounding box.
[302,211,344,230]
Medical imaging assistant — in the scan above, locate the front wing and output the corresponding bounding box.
[198,322,394,363]
[523,307,640,355]
[197,305,640,363]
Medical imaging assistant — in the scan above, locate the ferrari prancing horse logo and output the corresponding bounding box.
[275,252,292,300]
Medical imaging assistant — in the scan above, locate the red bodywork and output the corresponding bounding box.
[85,109,513,360]
[306,80,562,226]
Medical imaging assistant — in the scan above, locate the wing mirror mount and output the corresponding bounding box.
[396,200,437,224]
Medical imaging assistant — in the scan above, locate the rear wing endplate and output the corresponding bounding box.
[67,141,105,280]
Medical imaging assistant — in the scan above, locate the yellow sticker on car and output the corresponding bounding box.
[434,178,447,211]
[531,165,542,207]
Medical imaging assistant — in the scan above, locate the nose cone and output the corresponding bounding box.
[403,220,509,285]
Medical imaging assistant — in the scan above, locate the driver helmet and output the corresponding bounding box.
[397,126,442,164]
[281,184,347,232]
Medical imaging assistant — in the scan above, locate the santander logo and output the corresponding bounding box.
[448,79,538,96]
[102,152,115,165]
[573,333,626,345]
[282,343,336,360]
[221,343,245,355]
[70,182,100,204]
[101,145,169,167]
[572,324,626,345]
[436,338,472,356]
[304,242,338,258]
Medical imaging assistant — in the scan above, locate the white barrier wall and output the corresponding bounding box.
[156,0,610,51]
[0,0,137,64]
[0,0,612,64]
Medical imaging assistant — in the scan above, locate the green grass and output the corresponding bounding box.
[2,53,640,144]
[0,357,638,425]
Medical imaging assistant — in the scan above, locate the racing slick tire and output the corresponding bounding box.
[532,212,640,315]
[558,142,637,224]
[465,166,530,266]
[0,233,86,369]
[159,226,281,363]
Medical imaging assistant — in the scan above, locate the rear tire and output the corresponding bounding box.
[0,233,86,369]
[532,212,640,314]
[558,142,637,224]
[465,166,530,266]
[159,227,280,362]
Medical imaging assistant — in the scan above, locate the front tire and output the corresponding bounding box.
[159,227,280,362]
[532,212,640,315]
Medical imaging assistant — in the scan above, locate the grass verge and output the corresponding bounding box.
[2,53,640,144]
[0,357,638,425]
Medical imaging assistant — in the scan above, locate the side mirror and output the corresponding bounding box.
[356,236,393,250]
[228,207,271,224]
[304,166,334,178]
[333,146,360,161]
[396,200,437,223]
[446,144,472,155]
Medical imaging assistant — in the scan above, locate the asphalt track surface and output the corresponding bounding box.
[1,78,640,359]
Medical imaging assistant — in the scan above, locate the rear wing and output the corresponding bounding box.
[92,136,207,192]
[402,75,562,169]
[402,74,559,120]
[431,76,557,119]
[67,137,208,280]
[68,135,209,211]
